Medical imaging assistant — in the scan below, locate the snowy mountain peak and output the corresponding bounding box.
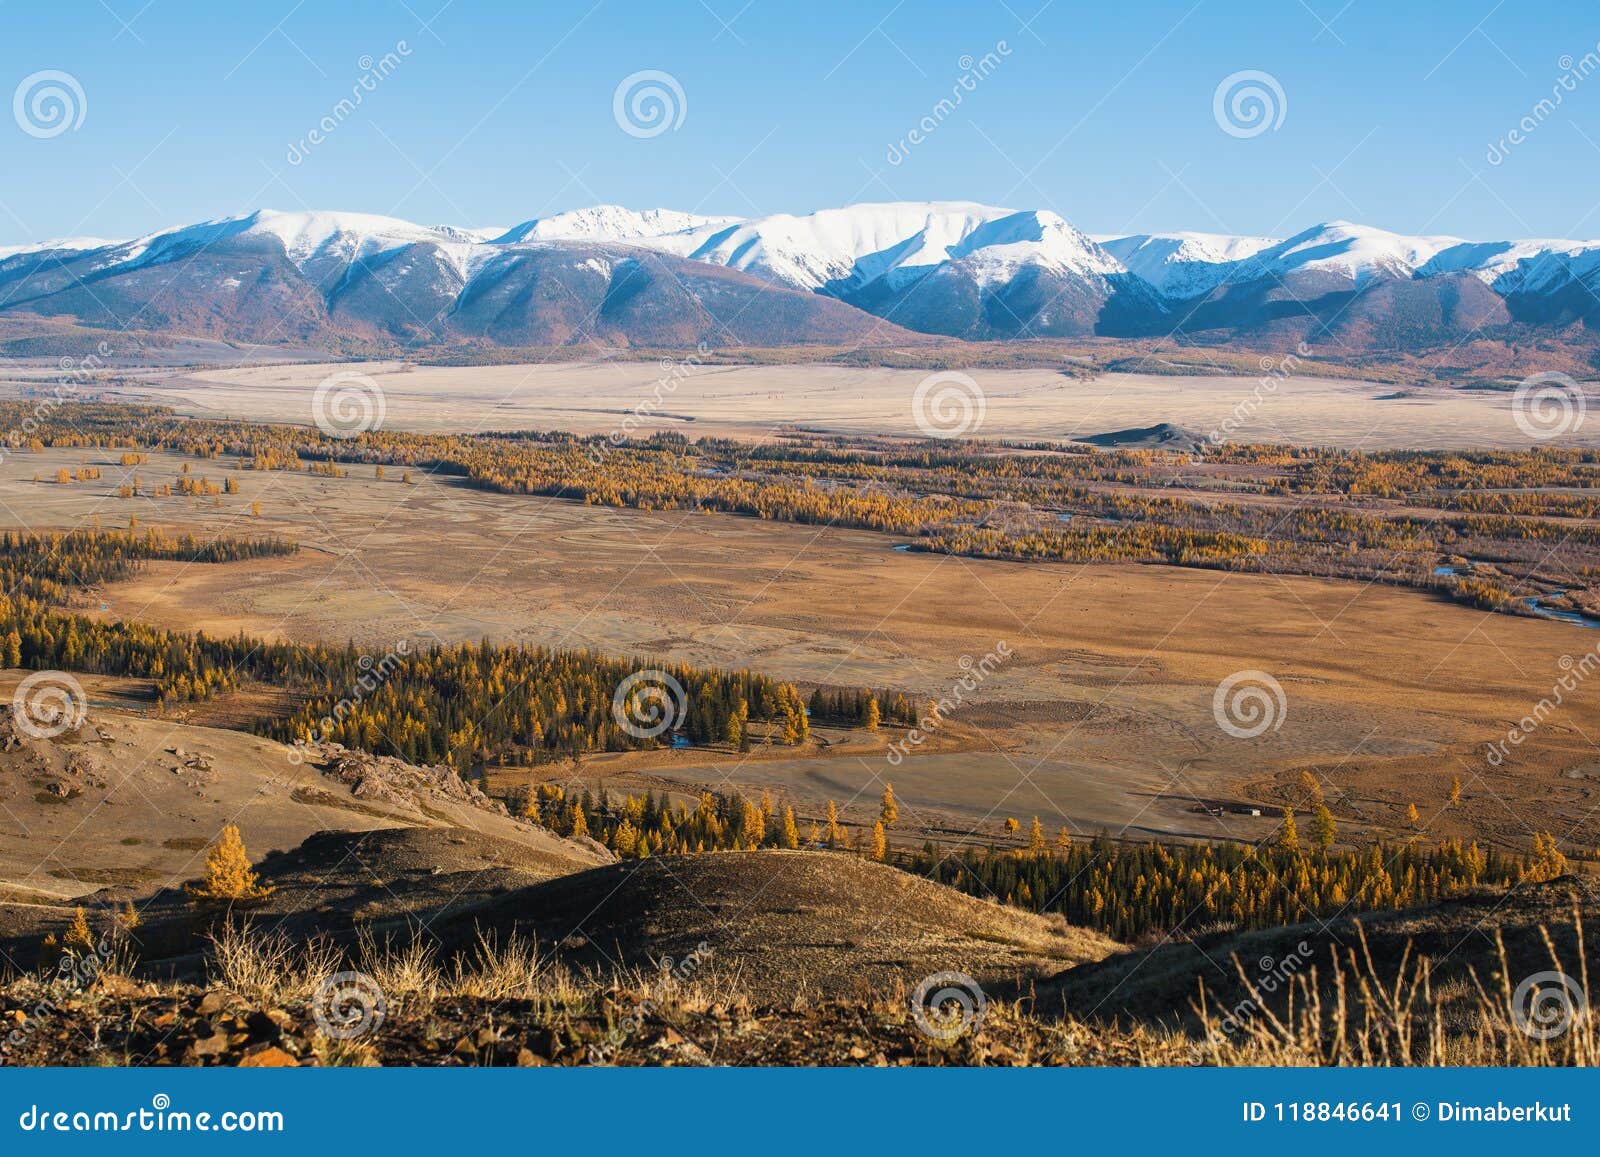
[493,206,739,246]
[1096,231,1279,296]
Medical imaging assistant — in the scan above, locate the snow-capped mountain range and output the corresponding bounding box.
[2,202,1598,351]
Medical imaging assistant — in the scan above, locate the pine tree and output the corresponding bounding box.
[1309,803,1337,849]
[65,906,94,954]
[1277,807,1299,852]
[1449,776,1463,807]
[824,800,842,848]
[780,806,800,849]
[613,817,638,856]
[1404,803,1419,828]
[1029,816,1047,855]
[188,824,271,901]
[864,697,881,730]
[871,821,887,862]
[879,782,898,827]
[570,801,589,838]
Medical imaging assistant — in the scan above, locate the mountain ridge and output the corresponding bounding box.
[2,201,1597,355]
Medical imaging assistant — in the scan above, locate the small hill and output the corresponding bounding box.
[437,850,1122,1000]
[0,826,606,968]
[1078,422,1206,450]
[1046,875,1597,1033]
[0,681,605,905]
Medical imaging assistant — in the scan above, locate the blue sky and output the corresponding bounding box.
[2,0,1599,245]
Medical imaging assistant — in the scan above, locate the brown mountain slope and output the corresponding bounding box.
[434,850,1122,1001]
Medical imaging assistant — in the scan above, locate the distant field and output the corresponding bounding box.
[27,358,1596,449]
[9,445,1595,852]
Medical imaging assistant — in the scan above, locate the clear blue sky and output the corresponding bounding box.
[3,0,1599,245]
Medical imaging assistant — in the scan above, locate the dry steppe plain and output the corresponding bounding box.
[5,443,1596,853]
